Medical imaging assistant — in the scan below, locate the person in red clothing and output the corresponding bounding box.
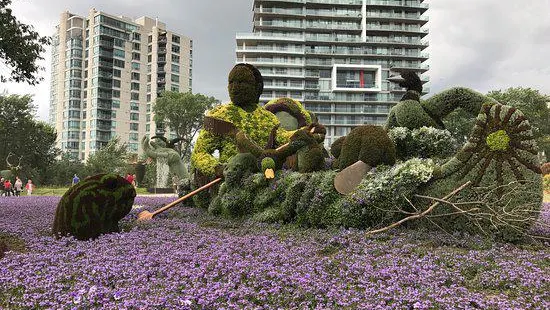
[4,179,12,197]
[126,173,135,187]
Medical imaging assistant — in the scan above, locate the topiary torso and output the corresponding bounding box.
[52,174,136,240]
[191,103,284,176]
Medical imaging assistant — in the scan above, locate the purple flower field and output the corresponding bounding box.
[0,196,549,309]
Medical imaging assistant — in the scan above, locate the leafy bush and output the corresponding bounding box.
[388,126,458,160]
[336,159,435,228]
[338,125,396,170]
[541,162,550,175]
[544,174,550,191]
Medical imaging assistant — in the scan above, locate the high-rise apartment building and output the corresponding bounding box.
[50,9,193,160]
[236,0,429,145]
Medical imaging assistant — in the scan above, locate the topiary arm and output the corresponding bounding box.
[422,87,499,121]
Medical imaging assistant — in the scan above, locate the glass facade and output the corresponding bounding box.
[236,0,429,146]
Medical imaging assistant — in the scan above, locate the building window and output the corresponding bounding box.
[131,82,140,91]
[171,54,179,62]
[129,132,139,141]
[113,59,125,68]
[171,74,179,83]
[131,62,140,70]
[130,102,140,111]
[132,33,141,41]
[113,79,121,88]
[112,100,120,108]
[130,123,139,131]
[131,92,139,100]
[132,42,140,50]
[113,69,121,77]
[131,72,140,80]
[172,35,180,44]
[171,63,180,73]
[171,45,180,54]
[113,49,125,58]
[112,90,120,98]
[171,84,179,91]
[130,113,139,121]
[132,52,140,61]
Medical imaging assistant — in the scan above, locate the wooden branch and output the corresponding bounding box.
[365,181,471,236]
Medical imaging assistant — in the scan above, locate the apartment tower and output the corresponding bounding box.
[236,0,429,145]
[50,9,193,160]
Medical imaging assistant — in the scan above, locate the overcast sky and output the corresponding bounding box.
[1,0,550,121]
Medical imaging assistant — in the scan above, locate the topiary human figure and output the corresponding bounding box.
[337,125,397,170]
[191,64,289,178]
[52,174,136,240]
[385,72,498,130]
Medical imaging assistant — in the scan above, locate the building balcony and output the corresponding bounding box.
[365,12,429,25]
[306,23,362,31]
[99,40,114,48]
[254,7,305,17]
[305,9,362,19]
[365,25,428,36]
[236,32,305,42]
[365,37,429,48]
[254,21,304,30]
[390,63,430,72]
[157,57,167,63]
[365,0,428,11]
[158,47,167,54]
[158,36,167,44]
[98,60,113,68]
[239,58,305,67]
[308,0,362,6]
[236,46,305,55]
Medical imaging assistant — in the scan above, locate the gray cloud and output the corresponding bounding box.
[2,0,550,121]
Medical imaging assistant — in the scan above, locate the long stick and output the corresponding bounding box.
[365,181,471,236]
[137,178,222,221]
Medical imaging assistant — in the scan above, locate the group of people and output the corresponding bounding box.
[0,176,34,196]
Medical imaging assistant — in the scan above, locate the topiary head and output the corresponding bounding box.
[330,136,346,159]
[223,153,259,186]
[228,63,263,111]
[261,157,276,179]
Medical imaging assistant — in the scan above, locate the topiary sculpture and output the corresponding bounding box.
[52,174,136,240]
[420,103,543,242]
[191,64,289,179]
[337,125,397,170]
[385,72,498,130]
[541,162,550,175]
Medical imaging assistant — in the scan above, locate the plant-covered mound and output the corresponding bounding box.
[52,174,136,240]
[388,126,458,160]
[212,158,435,229]
[420,103,543,242]
[338,125,396,170]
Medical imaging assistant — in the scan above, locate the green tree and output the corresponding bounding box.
[0,94,58,183]
[153,91,219,160]
[42,152,87,186]
[0,0,50,84]
[487,87,550,160]
[85,137,131,176]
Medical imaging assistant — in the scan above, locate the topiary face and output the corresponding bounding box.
[228,65,259,111]
[223,153,259,186]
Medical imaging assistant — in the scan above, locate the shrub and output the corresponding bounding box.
[541,162,550,175]
[52,174,136,240]
[388,126,458,160]
[338,125,396,170]
[337,159,435,228]
[385,100,441,130]
[544,174,550,191]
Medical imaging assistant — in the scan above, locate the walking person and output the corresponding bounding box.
[0,177,5,197]
[25,179,34,196]
[4,179,12,196]
[14,177,22,197]
[72,174,80,186]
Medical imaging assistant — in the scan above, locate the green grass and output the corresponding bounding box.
[32,187,150,196]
